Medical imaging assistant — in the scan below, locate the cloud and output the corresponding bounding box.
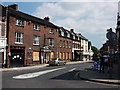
[33,2,118,48]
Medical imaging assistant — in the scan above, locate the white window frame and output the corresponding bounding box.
[66,31,70,38]
[33,24,40,30]
[0,25,1,37]
[15,32,23,44]
[49,28,54,34]
[60,40,62,47]
[16,19,24,26]
[49,38,54,46]
[33,35,40,45]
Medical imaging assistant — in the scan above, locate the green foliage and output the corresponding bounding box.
[91,46,100,60]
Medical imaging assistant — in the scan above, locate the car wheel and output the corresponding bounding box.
[64,62,66,65]
[57,63,60,66]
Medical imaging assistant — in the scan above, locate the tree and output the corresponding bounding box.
[91,46,100,60]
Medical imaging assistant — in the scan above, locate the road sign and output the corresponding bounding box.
[106,32,116,40]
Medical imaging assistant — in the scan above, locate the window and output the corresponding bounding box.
[33,35,40,45]
[69,42,71,48]
[60,40,62,47]
[59,52,62,59]
[34,25,40,30]
[61,31,64,36]
[33,52,39,61]
[15,32,23,44]
[66,41,68,48]
[63,52,65,59]
[16,19,24,26]
[73,35,75,39]
[49,38,54,46]
[49,28,54,34]
[0,25,1,36]
[63,41,65,48]
[66,31,70,38]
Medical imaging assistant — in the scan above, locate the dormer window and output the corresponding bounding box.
[61,31,64,36]
[66,31,70,38]
[73,35,75,39]
[34,25,40,30]
[49,28,54,34]
[16,19,24,26]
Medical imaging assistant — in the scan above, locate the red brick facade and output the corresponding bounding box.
[1,4,91,67]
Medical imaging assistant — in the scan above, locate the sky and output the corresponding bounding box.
[1,0,119,49]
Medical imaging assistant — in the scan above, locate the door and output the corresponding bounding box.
[0,52,3,68]
[10,53,24,67]
[74,50,80,61]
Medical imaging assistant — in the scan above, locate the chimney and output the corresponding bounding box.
[70,29,74,32]
[44,16,50,22]
[8,4,18,11]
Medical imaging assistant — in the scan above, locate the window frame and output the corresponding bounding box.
[16,19,24,26]
[15,32,23,44]
[33,24,40,31]
[33,35,40,45]
[49,28,54,34]
[49,38,54,47]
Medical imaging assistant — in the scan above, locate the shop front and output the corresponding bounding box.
[40,46,52,64]
[10,46,25,67]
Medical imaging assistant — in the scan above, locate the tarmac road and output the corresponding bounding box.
[2,62,119,89]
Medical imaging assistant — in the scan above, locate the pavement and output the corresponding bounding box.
[78,62,120,85]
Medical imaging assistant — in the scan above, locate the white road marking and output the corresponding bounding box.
[68,68,76,72]
[13,67,66,79]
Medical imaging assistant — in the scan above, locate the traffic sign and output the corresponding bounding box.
[106,32,116,40]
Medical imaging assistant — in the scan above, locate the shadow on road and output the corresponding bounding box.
[50,70,80,80]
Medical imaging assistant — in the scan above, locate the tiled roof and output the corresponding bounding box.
[8,8,58,29]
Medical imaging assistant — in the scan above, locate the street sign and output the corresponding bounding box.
[106,32,116,40]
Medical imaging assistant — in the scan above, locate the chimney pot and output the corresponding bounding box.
[70,29,74,32]
[44,16,50,22]
[8,4,18,11]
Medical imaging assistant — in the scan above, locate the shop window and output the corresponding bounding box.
[33,52,39,61]
[59,52,62,59]
[50,52,54,59]
[63,52,65,59]
[69,53,71,59]
[66,53,68,59]
[15,32,23,44]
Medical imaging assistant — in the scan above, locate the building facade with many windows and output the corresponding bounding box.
[1,4,93,67]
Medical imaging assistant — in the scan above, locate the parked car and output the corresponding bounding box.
[48,58,66,66]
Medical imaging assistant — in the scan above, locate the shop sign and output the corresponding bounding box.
[0,48,4,52]
[0,38,6,47]
[11,46,25,50]
[27,52,32,56]
[43,49,51,52]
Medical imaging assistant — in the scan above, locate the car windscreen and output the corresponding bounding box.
[51,58,57,61]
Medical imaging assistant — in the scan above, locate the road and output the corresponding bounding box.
[2,62,119,88]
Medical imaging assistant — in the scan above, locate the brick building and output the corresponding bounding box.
[1,4,93,67]
[0,4,7,67]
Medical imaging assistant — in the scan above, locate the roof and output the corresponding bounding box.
[7,7,58,29]
[77,33,88,41]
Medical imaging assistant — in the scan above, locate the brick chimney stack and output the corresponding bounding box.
[8,4,18,11]
[44,16,50,22]
[70,29,74,32]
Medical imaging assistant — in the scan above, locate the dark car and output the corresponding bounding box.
[48,58,66,66]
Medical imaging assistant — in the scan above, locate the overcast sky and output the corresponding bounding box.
[2,1,119,49]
